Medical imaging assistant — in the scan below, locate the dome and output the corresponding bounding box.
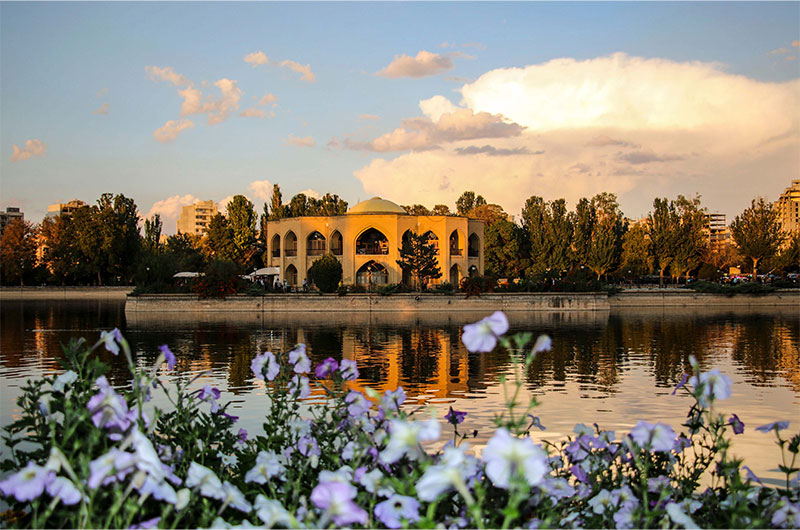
[347,197,407,215]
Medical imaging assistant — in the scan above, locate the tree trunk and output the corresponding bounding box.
[659,267,664,287]
[752,258,759,282]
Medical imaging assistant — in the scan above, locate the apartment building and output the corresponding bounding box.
[47,199,87,218]
[177,200,219,235]
[0,207,24,235]
[776,179,800,234]
[704,213,730,249]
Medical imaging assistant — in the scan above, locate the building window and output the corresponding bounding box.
[468,233,480,258]
[285,231,298,257]
[357,261,388,286]
[271,234,281,258]
[330,231,343,256]
[307,231,326,256]
[449,230,461,256]
[356,228,389,255]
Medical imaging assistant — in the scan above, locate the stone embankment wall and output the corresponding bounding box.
[0,286,131,300]
[123,290,799,313]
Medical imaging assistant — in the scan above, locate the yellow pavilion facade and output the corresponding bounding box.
[264,197,485,288]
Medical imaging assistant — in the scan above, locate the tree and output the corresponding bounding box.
[70,205,106,284]
[648,198,680,286]
[403,204,431,216]
[456,191,486,216]
[143,214,163,255]
[396,231,442,291]
[546,199,573,275]
[0,219,37,285]
[467,203,508,228]
[586,193,626,280]
[307,253,343,293]
[203,214,236,261]
[288,193,312,217]
[317,193,348,216]
[619,222,652,277]
[484,219,529,278]
[521,196,549,276]
[38,215,76,284]
[227,195,257,266]
[432,204,451,216]
[776,231,800,273]
[571,198,595,268]
[730,198,785,280]
[671,195,707,282]
[269,184,286,220]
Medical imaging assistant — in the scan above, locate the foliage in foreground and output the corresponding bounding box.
[1,315,799,529]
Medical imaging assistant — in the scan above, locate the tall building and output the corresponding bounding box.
[704,213,730,249]
[47,199,87,218]
[776,179,800,234]
[0,207,24,235]
[177,200,219,235]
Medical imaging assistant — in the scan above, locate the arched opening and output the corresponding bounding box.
[357,261,389,286]
[306,231,326,256]
[468,265,479,277]
[449,230,461,256]
[422,231,439,253]
[271,234,281,258]
[330,230,343,256]
[285,231,298,257]
[285,264,298,287]
[468,233,480,258]
[449,264,461,285]
[356,228,389,255]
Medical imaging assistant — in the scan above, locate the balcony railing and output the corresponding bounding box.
[468,249,480,258]
[450,248,462,256]
[272,249,280,258]
[356,243,389,255]
[285,248,297,257]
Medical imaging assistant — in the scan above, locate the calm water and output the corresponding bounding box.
[1,300,799,485]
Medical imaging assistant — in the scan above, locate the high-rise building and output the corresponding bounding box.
[0,207,24,236]
[47,199,87,218]
[177,200,219,235]
[776,179,800,234]
[704,213,730,249]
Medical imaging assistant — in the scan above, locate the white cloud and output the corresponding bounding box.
[10,139,46,162]
[279,60,316,82]
[153,119,194,143]
[93,102,109,115]
[257,92,277,106]
[146,194,199,232]
[299,188,321,199]
[419,95,459,122]
[377,50,454,78]
[176,78,242,125]
[248,180,273,203]
[146,65,191,87]
[244,51,269,67]
[240,108,268,118]
[287,134,316,147]
[354,53,800,219]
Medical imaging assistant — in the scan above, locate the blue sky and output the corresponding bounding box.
[2,2,798,232]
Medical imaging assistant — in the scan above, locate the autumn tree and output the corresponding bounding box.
[730,198,785,280]
[396,230,442,291]
[671,196,707,282]
[619,222,652,277]
[0,219,37,285]
[456,191,486,216]
[776,231,800,273]
[432,204,452,216]
[38,215,76,284]
[648,198,680,286]
[403,204,431,216]
[466,204,508,228]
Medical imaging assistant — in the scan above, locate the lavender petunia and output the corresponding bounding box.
[130,517,161,529]
[672,373,689,395]
[688,369,732,407]
[251,351,280,381]
[629,420,677,452]
[339,359,359,381]
[245,450,286,484]
[346,391,371,418]
[186,461,224,500]
[198,385,221,413]
[380,418,441,464]
[756,421,790,433]
[288,344,311,374]
[237,428,248,445]
[532,334,552,353]
[159,345,176,370]
[315,358,339,378]
[374,495,421,529]
[415,444,479,501]
[461,311,509,353]
[0,462,52,502]
[254,495,293,528]
[445,407,467,425]
[310,481,368,526]
[52,370,78,393]
[289,375,311,399]
[483,428,548,489]
[729,414,745,435]
[99,328,123,355]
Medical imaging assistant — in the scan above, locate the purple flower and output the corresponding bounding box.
[570,464,588,483]
[289,375,311,399]
[310,481,368,526]
[346,391,371,418]
[237,428,248,444]
[756,421,790,433]
[445,407,467,425]
[130,517,161,529]
[298,435,321,457]
[88,448,136,489]
[87,379,131,434]
[629,421,677,452]
[52,370,78,393]
[251,351,280,381]
[532,334,552,353]
[527,414,546,431]
[671,373,689,395]
[374,495,421,529]
[315,358,339,378]
[461,311,509,353]
[45,477,81,505]
[159,345,176,370]
[483,428,548,489]
[0,462,52,502]
[100,328,123,355]
[198,385,221,413]
[339,359,359,381]
[688,369,732,407]
[288,344,311,374]
[245,450,286,484]
[729,414,745,435]
[380,388,406,412]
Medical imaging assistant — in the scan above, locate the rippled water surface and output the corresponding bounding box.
[1,300,798,484]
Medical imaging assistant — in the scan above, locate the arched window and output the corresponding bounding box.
[468,265,479,277]
[271,234,281,258]
[285,264,298,287]
[356,228,389,255]
[307,231,326,256]
[356,261,389,286]
[449,230,461,256]
[285,231,298,257]
[468,233,480,258]
[330,230,343,256]
[449,264,461,285]
[422,231,439,254]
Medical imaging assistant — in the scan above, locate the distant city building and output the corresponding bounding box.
[775,179,800,234]
[265,197,484,288]
[47,199,87,218]
[0,207,24,236]
[177,200,219,235]
[704,213,730,249]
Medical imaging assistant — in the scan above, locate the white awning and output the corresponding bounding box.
[173,272,202,278]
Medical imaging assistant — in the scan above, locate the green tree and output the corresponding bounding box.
[484,219,529,278]
[619,222,652,277]
[403,204,431,216]
[776,231,800,273]
[671,195,707,282]
[456,191,486,216]
[432,204,451,216]
[571,197,595,268]
[269,184,286,220]
[648,198,680,286]
[521,196,549,276]
[70,205,106,284]
[38,214,76,284]
[547,199,573,275]
[396,230,442,291]
[204,214,236,261]
[586,193,626,280]
[227,195,257,266]
[317,193,349,216]
[730,197,785,280]
[143,214,163,255]
[99,193,141,284]
[0,219,37,285]
[467,203,507,228]
[165,233,205,272]
[288,193,312,217]
[307,253,343,293]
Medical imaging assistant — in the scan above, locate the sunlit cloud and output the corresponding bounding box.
[377,50,454,78]
[257,92,277,106]
[299,188,320,199]
[10,139,46,162]
[287,134,316,147]
[93,102,109,115]
[146,194,199,230]
[455,145,543,156]
[146,65,191,87]
[279,60,316,82]
[153,119,194,143]
[240,108,266,118]
[244,51,269,67]
[248,180,273,203]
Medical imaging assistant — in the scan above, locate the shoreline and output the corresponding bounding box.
[0,286,132,300]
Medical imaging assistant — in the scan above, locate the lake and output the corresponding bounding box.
[1,299,798,485]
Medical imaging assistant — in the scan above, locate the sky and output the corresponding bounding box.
[2,2,798,234]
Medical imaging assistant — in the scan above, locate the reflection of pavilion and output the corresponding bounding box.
[266,197,484,289]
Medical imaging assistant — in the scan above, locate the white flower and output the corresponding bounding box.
[461,311,509,352]
[483,428,548,489]
[217,451,238,467]
[380,418,441,464]
[415,444,478,502]
[688,369,732,407]
[532,335,552,353]
[254,495,293,528]
[175,488,191,511]
[629,421,677,452]
[53,370,78,392]
[245,450,286,484]
[186,461,224,500]
[221,481,251,513]
[666,501,699,529]
[132,430,164,482]
[288,344,311,373]
[588,489,616,514]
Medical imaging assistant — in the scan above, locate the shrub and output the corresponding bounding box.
[460,275,497,297]
[432,281,454,295]
[308,254,343,293]
[193,259,243,299]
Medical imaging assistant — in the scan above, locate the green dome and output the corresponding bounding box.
[347,197,407,215]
